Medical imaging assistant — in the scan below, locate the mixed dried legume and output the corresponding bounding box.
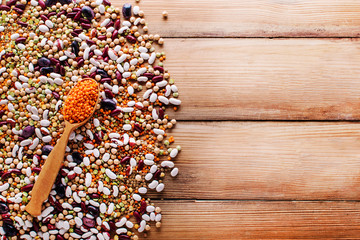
[0,0,181,239]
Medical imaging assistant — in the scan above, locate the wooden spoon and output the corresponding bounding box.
[25,78,100,216]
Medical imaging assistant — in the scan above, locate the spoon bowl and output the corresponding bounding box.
[26,78,100,216]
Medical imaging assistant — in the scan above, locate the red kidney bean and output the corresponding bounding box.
[125,166,131,176]
[74,10,81,21]
[57,10,66,17]
[158,108,164,119]
[133,211,142,223]
[126,35,137,44]
[79,18,91,24]
[104,89,114,98]
[144,73,154,79]
[154,66,164,73]
[134,123,143,133]
[115,71,122,80]
[6,119,15,127]
[100,78,112,83]
[80,202,86,212]
[110,108,122,117]
[77,59,84,67]
[104,56,109,62]
[114,19,121,29]
[54,63,60,73]
[152,75,163,83]
[47,12,56,18]
[56,235,65,240]
[13,7,23,14]
[98,35,106,40]
[154,169,161,180]
[120,156,130,164]
[15,37,26,44]
[108,221,116,231]
[49,57,59,65]
[6,0,16,6]
[47,224,56,230]
[0,121,7,127]
[94,132,102,144]
[15,3,25,10]
[38,0,45,9]
[21,184,34,192]
[82,75,89,78]
[17,21,28,27]
[60,66,65,76]
[81,23,91,29]
[89,51,94,59]
[66,12,76,18]
[72,7,81,12]
[32,167,41,174]
[139,200,147,214]
[105,20,114,28]
[137,160,144,171]
[40,14,49,21]
[102,46,109,58]
[0,110,5,118]
[89,72,96,78]
[119,235,131,240]
[0,5,10,11]
[73,29,83,34]
[86,39,95,45]
[103,0,111,6]
[70,32,78,38]
[111,30,118,40]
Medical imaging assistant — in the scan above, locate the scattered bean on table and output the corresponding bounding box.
[0,0,181,239]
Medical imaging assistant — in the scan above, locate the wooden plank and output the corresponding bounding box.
[160,38,360,120]
[149,121,360,200]
[146,200,360,239]
[118,0,360,37]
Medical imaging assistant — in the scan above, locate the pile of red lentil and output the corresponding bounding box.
[0,0,181,239]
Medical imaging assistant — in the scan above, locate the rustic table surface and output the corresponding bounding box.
[121,0,360,239]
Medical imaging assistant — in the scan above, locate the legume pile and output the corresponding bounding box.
[0,0,181,239]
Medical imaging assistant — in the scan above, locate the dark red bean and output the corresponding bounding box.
[158,108,164,119]
[54,201,63,212]
[47,224,56,230]
[71,31,79,37]
[77,59,84,67]
[72,7,81,12]
[102,46,109,58]
[112,30,118,40]
[47,12,56,18]
[38,0,45,9]
[134,123,143,133]
[0,5,10,11]
[79,18,91,24]
[80,202,86,212]
[97,35,106,40]
[50,58,60,65]
[119,235,131,240]
[14,3,25,10]
[152,75,163,83]
[60,66,65,76]
[32,167,41,174]
[154,66,164,73]
[94,132,102,144]
[17,21,28,27]
[82,74,90,78]
[54,63,60,73]
[13,7,23,14]
[121,156,130,164]
[89,52,94,58]
[40,14,49,21]
[81,23,91,29]
[143,73,153,79]
[21,184,33,192]
[6,0,16,7]
[56,235,65,240]
[140,200,147,214]
[66,12,76,18]
[108,221,116,231]
[125,166,132,176]
[137,160,144,171]
[0,121,7,127]
[100,78,112,83]
[103,0,111,6]
[154,169,161,180]
[15,37,26,44]
[0,110,5,118]
[105,20,114,28]
[73,28,83,34]
[133,211,142,223]
[6,119,15,127]
[114,19,121,30]
[82,217,95,228]
[57,10,66,17]
[110,108,122,117]
[126,35,137,44]
[116,71,122,80]
[86,39,95,46]
[74,10,81,21]
[104,89,114,98]
[90,193,100,199]
[89,72,96,79]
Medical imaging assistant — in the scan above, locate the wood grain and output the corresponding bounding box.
[146,200,360,239]
[119,0,360,37]
[149,121,360,200]
[161,38,360,120]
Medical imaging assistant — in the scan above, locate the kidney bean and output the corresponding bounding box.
[121,156,130,164]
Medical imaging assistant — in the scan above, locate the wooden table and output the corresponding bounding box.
[120,0,360,239]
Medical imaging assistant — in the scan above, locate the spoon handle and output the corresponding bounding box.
[26,125,73,216]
